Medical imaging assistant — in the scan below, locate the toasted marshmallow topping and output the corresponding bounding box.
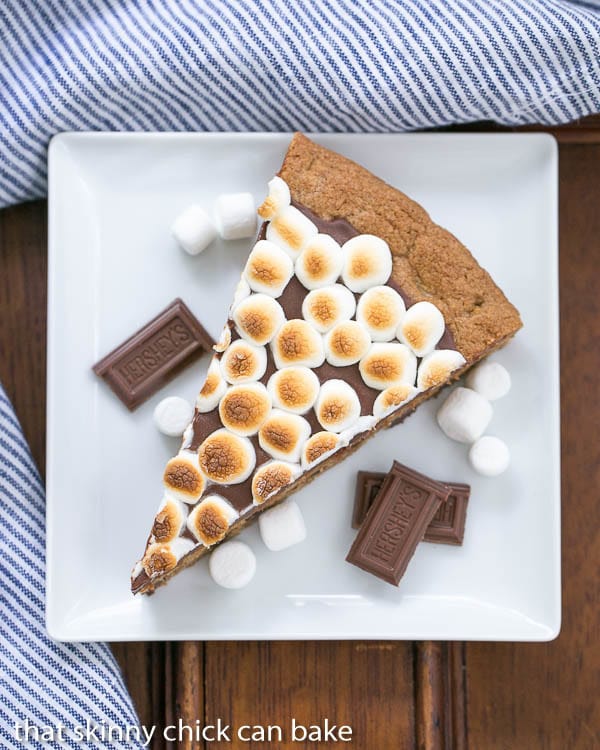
[163,452,206,504]
[272,319,325,369]
[266,205,318,259]
[301,431,342,469]
[187,495,239,545]
[244,239,294,297]
[142,538,194,577]
[257,176,291,220]
[315,380,361,433]
[356,285,405,341]
[197,358,228,412]
[213,324,232,353]
[233,293,285,346]
[373,383,419,419]
[218,382,271,436]
[198,428,256,484]
[342,234,392,292]
[152,496,187,543]
[339,415,377,445]
[398,301,445,357]
[324,320,371,367]
[417,349,466,390]
[359,342,417,390]
[301,284,356,333]
[295,234,344,290]
[220,339,267,384]
[267,366,320,414]
[231,277,251,309]
[251,460,301,505]
[258,409,311,462]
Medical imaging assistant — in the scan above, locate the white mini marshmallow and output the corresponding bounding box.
[266,205,318,259]
[196,358,228,412]
[417,349,466,390]
[469,436,510,477]
[302,284,356,333]
[153,396,194,437]
[301,431,342,469]
[257,176,291,220]
[214,192,257,240]
[359,342,417,390]
[314,380,361,433]
[244,239,294,298]
[272,319,325,370]
[258,499,307,552]
[295,234,344,290]
[187,494,238,545]
[267,366,320,414]
[436,387,493,444]
[258,409,312,462]
[220,339,268,384]
[171,204,217,255]
[342,235,392,292]
[251,460,301,504]
[324,320,371,367]
[209,540,257,589]
[231,277,251,309]
[373,383,419,419]
[398,301,445,357]
[213,324,231,353]
[356,285,405,341]
[151,495,188,543]
[465,361,511,401]
[233,293,285,346]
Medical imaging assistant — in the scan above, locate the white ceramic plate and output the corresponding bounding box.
[46,132,559,642]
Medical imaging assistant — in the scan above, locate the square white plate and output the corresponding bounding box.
[46,132,560,642]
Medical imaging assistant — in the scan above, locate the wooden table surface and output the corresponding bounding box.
[1,125,598,749]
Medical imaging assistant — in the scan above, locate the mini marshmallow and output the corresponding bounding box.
[267,366,320,414]
[209,540,256,589]
[436,387,493,444]
[341,234,392,292]
[233,293,285,346]
[213,324,231,353]
[151,496,187,543]
[187,494,239,545]
[231,277,251,309]
[257,176,291,220]
[339,415,377,445]
[324,320,371,367]
[258,409,311,463]
[266,205,318,259]
[295,234,343,290]
[302,284,356,333]
[218,382,271,436]
[301,431,342,469]
[198,428,256,484]
[196,358,228,412]
[465,361,511,401]
[314,380,361,433]
[258,499,307,551]
[214,192,257,240]
[469,436,511,477]
[153,396,194,437]
[373,383,419,419]
[143,538,195,577]
[398,301,445,357]
[244,239,294,298]
[163,451,206,504]
[417,349,466,390]
[272,319,325,370]
[220,339,268,384]
[171,204,217,255]
[356,285,406,341]
[252,460,301,505]
[359,342,417,390]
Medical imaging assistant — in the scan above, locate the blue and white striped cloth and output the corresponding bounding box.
[1,0,600,208]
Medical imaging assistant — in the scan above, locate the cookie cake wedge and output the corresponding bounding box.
[131,133,522,594]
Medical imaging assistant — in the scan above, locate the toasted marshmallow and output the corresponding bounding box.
[295,234,343,290]
[171,204,216,256]
[324,320,371,367]
[232,293,285,346]
[187,494,239,546]
[213,324,232,353]
[231,277,251,309]
[356,285,405,341]
[142,539,195,577]
[251,460,301,505]
[198,428,256,484]
[244,239,294,298]
[469,436,510,477]
[163,451,206,504]
[341,234,392,292]
[258,499,307,551]
[417,349,466,390]
[258,409,311,462]
[257,176,291,220]
[266,205,318,259]
[220,339,267,384]
[209,540,256,589]
[301,284,356,333]
[218,382,271,436]
[151,496,187,543]
[272,319,325,370]
[153,396,194,437]
[314,380,361,433]
[196,358,228,412]
[267,366,320,415]
[398,301,445,356]
[301,431,342,469]
[359,343,417,390]
[373,383,419,419]
[339,415,377,445]
[214,192,256,240]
